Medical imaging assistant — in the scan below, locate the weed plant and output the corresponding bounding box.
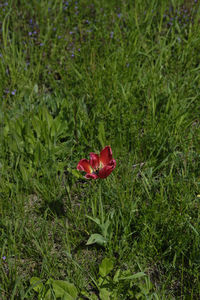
[0,0,200,299]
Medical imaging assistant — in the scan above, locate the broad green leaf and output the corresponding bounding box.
[30,277,44,293]
[52,280,78,299]
[86,234,107,246]
[99,258,114,277]
[99,288,111,300]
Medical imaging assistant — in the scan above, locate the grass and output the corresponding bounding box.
[0,0,200,299]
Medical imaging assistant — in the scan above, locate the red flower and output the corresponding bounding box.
[77,146,116,179]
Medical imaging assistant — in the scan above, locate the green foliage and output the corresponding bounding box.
[29,259,157,300]
[86,210,114,247]
[0,0,200,299]
[30,277,78,300]
[84,257,159,299]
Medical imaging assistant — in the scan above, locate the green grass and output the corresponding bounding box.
[0,0,200,299]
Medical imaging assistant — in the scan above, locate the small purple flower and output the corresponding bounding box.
[110,31,114,38]
[0,53,2,58]
[11,89,16,95]
[28,32,32,36]
[40,43,44,46]
[2,256,6,260]
[71,53,75,58]
[117,13,122,18]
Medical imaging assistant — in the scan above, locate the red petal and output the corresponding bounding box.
[89,153,99,170]
[99,159,116,178]
[85,173,99,179]
[77,159,92,173]
[100,146,113,166]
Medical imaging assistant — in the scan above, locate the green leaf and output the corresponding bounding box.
[67,168,83,179]
[86,234,107,246]
[113,269,121,283]
[98,122,106,148]
[86,215,101,225]
[32,116,41,138]
[99,288,111,300]
[3,123,9,136]
[42,106,53,130]
[99,258,114,277]
[51,280,78,299]
[100,219,111,239]
[19,163,29,182]
[44,289,52,300]
[81,290,98,300]
[30,277,44,293]
[119,272,146,281]
[33,84,38,94]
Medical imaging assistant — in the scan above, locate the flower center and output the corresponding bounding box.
[92,162,103,175]
[93,167,100,175]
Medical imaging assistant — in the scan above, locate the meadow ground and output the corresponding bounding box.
[0,0,200,299]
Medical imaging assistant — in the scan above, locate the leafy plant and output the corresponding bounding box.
[82,257,153,300]
[86,210,114,247]
[30,277,78,300]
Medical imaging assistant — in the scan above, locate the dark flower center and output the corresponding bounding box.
[93,168,99,175]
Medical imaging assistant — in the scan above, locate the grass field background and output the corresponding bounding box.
[0,0,200,299]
